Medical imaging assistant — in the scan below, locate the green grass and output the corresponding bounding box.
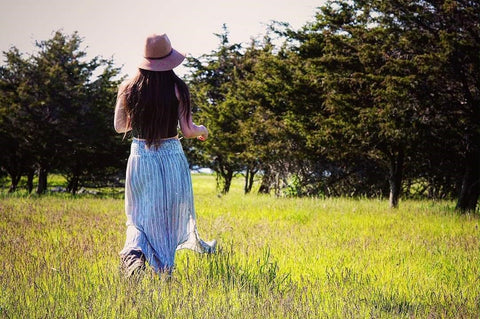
[0,175,478,318]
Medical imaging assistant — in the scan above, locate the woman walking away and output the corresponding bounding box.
[114,33,216,276]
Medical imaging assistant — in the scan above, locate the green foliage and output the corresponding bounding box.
[0,175,478,318]
[185,25,249,193]
[0,30,128,194]
[183,1,479,211]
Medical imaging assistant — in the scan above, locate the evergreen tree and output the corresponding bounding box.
[0,48,35,192]
[0,31,127,194]
[286,0,479,209]
[364,0,480,210]
[186,26,246,194]
[288,2,420,207]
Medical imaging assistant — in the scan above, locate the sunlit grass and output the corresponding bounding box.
[0,175,478,318]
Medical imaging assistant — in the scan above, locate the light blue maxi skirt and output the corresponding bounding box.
[120,138,215,272]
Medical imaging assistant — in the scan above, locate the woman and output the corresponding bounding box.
[114,33,216,276]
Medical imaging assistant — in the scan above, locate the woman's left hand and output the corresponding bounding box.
[197,125,208,141]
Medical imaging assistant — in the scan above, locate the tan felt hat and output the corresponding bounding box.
[138,34,185,71]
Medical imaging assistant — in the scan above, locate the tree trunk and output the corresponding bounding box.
[258,167,272,194]
[26,169,34,194]
[67,175,80,195]
[389,148,404,208]
[8,172,21,193]
[36,167,48,194]
[221,170,233,194]
[244,167,257,194]
[456,146,480,212]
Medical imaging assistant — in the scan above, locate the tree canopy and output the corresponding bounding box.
[185,1,479,211]
[0,31,127,194]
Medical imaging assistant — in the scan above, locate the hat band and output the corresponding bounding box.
[145,49,173,60]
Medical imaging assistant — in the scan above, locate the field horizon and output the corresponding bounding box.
[0,175,478,318]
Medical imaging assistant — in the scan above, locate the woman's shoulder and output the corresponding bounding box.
[117,79,133,95]
[120,78,132,88]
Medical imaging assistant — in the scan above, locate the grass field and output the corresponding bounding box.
[0,175,478,318]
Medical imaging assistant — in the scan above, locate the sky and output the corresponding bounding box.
[0,0,325,77]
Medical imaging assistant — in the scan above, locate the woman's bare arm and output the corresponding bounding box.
[114,82,131,133]
[176,85,208,140]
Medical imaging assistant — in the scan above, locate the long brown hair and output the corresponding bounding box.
[123,69,191,147]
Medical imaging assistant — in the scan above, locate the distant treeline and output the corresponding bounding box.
[1,0,479,212]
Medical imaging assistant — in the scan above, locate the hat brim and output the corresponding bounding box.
[138,48,185,71]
